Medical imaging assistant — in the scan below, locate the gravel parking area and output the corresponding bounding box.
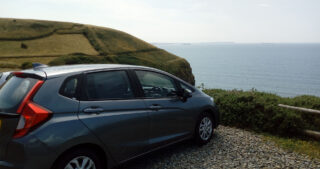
[119,126,320,169]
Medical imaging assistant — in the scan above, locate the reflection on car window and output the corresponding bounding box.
[180,83,193,93]
[85,71,134,100]
[0,77,37,112]
[136,71,177,98]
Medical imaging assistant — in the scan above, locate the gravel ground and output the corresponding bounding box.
[118,126,320,169]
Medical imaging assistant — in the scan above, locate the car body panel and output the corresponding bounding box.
[0,64,219,169]
[78,99,149,163]
[143,97,194,148]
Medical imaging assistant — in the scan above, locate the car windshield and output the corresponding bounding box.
[0,76,37,113]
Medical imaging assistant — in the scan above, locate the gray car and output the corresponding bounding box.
[0,64,219,169]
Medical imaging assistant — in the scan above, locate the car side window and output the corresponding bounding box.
[136,71,177,98]
[84,71,134,100]
[60,76,80,99]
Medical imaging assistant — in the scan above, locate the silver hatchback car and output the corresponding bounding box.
[0,64,219,169]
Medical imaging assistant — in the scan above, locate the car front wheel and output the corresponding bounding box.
[195,112,214,145]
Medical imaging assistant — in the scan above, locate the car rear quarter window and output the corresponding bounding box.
[0,76,37,112]
[84,71,134,100]
[135,71,177,98]
[60,76,80,99]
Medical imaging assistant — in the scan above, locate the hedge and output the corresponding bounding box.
[204,89,320,137]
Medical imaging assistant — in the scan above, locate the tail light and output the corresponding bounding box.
[13,80,52,138]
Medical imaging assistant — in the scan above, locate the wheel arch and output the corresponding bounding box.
[200,105,219,128]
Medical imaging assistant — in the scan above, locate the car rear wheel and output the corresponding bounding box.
[195,112,214,145]
[53,148,104,169]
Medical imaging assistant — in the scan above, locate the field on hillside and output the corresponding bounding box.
[0,34,98,57]
[0,18,195,84]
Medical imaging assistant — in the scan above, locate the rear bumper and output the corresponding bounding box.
[0,135,56,169]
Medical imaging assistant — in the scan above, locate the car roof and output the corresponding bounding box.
[22,64,160,78]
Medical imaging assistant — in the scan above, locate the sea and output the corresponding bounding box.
[154,43,320,97]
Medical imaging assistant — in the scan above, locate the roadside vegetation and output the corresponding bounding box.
[0,18,194,84]
[204,88,320,159]
[263,134,320,160]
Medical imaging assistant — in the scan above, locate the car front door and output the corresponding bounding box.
[134,70,193,148]
[77,70,149,163]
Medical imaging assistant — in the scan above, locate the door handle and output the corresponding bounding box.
[83,107,103,114]
[149,104,162,110]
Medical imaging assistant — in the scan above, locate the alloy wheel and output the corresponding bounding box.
[199,117,213,141]
[64,156,96,169]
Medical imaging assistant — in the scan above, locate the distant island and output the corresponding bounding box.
[152,42,235,45]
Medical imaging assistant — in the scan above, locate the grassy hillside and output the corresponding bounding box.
[0,34,98,57]
[0,18,195,84]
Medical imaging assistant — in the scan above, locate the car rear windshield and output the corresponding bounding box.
[0,76,38,113]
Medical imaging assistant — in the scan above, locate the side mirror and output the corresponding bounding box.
[177,89,192,102]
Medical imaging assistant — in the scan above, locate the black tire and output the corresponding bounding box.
[195,112,214,145]
[52,148,104,169]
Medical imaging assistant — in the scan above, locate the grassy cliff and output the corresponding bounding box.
[0,18,195,84]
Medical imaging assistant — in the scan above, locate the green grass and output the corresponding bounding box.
[0,56,59,70]
[0,34,98,57]
[0,62,20,69]
[89,26,156,54]
[0,18,195,84]
[263,134,320,160]
[0,18,74,40]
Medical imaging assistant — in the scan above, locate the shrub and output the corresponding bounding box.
[21,62,33,69]
[204,89,317,137]
[21,43,28,49]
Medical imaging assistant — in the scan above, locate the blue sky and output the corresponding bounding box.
[1,0,319,43]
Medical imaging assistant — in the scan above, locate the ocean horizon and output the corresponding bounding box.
[155,43,320,97]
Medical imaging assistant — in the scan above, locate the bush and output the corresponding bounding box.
[21,62,33,69]
[203,89,319,137]
[21,43,28,49]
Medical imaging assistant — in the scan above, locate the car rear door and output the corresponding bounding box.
[0,75,41,159]
[77,69,149,163]
[134,70,194,148]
